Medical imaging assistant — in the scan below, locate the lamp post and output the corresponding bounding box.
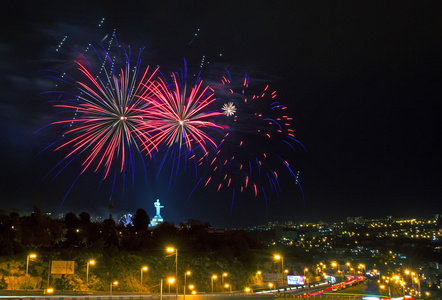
[168,278,175,293]
[141,266,148,287]
[414,274,421,297]
[380,284,391,299]
[274,254,284,285]
[332,262,341,282]
[211,275,217,293]
[225,283,232,293]
[25,253,36,290]
[405,270,413,289]
[166,247,178,298]
[110,281,118,295]
[304,268,309,296]
[86,260,95,290]
[26,253,37,275]
[222,273,228,286]
[184,271,191,300]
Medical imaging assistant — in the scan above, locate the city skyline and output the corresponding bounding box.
[1,1,442,228]
[2,202,439,230]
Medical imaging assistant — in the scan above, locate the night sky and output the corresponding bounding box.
[1,1,442,227]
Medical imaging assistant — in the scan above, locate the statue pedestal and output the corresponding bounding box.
[150,215,163,227]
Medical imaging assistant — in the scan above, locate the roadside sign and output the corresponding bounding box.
[51,261,75,274]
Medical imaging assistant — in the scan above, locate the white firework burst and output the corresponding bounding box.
[222,102,237,116]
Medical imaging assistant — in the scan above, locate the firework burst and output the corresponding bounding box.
[222,102,237,116]
[138,62,224,178]
[39,36,158,202]
[191,71,305,211]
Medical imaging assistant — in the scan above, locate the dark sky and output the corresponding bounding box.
[1,1,442,227]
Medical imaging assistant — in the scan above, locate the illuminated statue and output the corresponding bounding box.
[154,199,164,218]
[150,199,164,227]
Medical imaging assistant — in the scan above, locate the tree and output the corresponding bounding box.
[79,212,91,223]
[0,214,17,255]
[101,217,119,247]
[133,208,150,231]
[65,212,80,227]
[0,276,7,290]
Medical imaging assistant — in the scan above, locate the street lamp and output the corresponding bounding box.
[110,281,118,295]
[274,255,284,273]
[332,262,341,282]
[274,254,284,285]
[211,275,217,293]
[414,275,421,297]
[141,266,148,287]
[86,260,95,290]
[319,262,324,274]
[225,283,232,293]
[359,264,366,274]
[168,278,175,293]
[411,272,415,292]
[188,284,196,295]
[166,247,178,297]
[222,273,228,285]
[380,284,391,299]
[184,271,191,299]
[304,268,309,295]
[26,253,37,275]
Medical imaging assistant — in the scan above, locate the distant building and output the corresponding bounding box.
[94,215,103,223]
[355,216,364,224]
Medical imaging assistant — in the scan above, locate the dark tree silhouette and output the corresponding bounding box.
[133,208,150,231]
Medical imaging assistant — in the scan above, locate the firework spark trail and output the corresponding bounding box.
[50,54,157,178]
[39,37,160,204]
[138,62,224,178]
[193,70,305,210]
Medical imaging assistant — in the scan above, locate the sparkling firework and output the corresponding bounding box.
[40,37,158,201]
[192,71,305,211]
[138,63,224,178]
[222,102,237,116]
[118,214,134,227]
